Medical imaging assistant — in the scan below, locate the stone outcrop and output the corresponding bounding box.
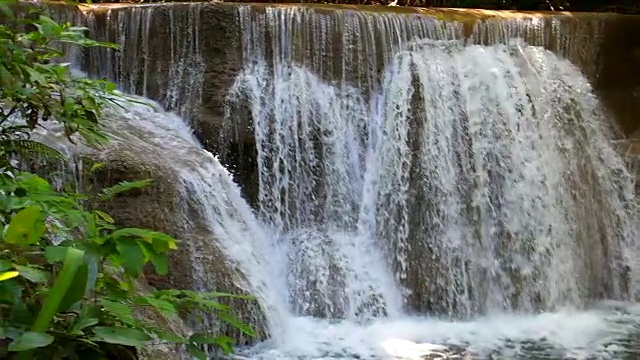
[77,3,260,205]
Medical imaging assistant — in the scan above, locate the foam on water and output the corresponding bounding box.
[236,301,640,359]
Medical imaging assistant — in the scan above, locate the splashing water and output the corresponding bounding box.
[32,94,289,338]
[46,4,640,359]
[221,6,640,359]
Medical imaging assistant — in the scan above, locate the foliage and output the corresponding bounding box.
[0,2,255,359]
[0,0,118,154]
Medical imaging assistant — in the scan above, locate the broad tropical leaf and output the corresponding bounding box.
[8,332,54,351]
[4,206,45,245]
[90,326,151,347]
[0,270,19,282]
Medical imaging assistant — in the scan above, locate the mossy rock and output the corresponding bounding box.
[84,145,268,344]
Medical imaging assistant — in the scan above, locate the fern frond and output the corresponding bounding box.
[88,161,105,175]
[1,139,65,160]
[99,298,137,326]
[98,179,152,201]
[136,295,179,320]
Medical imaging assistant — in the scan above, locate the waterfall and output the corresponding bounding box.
[227,5,639,314]
[32,92,289,341]
[81,3,205,120]
[223,6,640,359]
[49,3,640,358]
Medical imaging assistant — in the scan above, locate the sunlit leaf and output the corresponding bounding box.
[94,210,114,224]
[0,271,19,282]
[4,206,45,245]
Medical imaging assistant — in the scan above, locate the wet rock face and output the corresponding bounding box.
[79,3,259,206]
[594,15,640,137]
[86,148,268,344]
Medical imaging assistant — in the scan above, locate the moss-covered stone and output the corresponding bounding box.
[85,145,268,344]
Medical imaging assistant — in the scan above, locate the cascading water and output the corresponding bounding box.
[81,3,205,120]
[32,92,288,343]
[222,6,640,359]
[52,3,640,358]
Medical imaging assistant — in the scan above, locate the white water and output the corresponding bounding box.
[221,6,640,360]
[49,4,640,359]
[235,301,640,359]
[35,68,640,359]
[32,94,289,335]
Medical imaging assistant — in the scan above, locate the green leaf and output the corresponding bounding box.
[11,301,32,325]
[32,248,84,333]
[115,241,145,277]
[90,326,151,347]
[0,2,15,18]
[0,260,12,271]
[4,206,45,245]
[0,139,64,160]
[110,228,178,252]
[150,329,185,343]
[189,333,231,345]
[212,335,235,354]
[150,252,169,275]
[0,326,21,340]
[16,173,52,193]
[0,278,23,302]
[70,317,99,334]
[186,343,207,360]
[94,210,114,224]
[8,331,54,351]
[58,263,88,312]
[217,311,256,337]
[0,271,19,282]
[99,299,135,325]
[98,179,152,201]
[141,296,178,319]
[104,82,116,92]
[14,265,48,283]
[45,246,69,263]
[88,162,105,174]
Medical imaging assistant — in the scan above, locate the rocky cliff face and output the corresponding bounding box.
[77,3,261,204]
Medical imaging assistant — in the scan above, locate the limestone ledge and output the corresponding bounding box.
[76,1,613,21]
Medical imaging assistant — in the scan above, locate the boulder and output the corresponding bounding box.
[87,145,268,345]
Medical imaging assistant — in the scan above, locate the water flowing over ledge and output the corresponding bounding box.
[43,2,640,358]
[227,3,639,314]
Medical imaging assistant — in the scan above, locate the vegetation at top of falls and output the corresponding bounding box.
[74,0,640,14]
[0,1,255,359]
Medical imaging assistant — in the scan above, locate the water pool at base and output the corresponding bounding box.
[235,301,640,359]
